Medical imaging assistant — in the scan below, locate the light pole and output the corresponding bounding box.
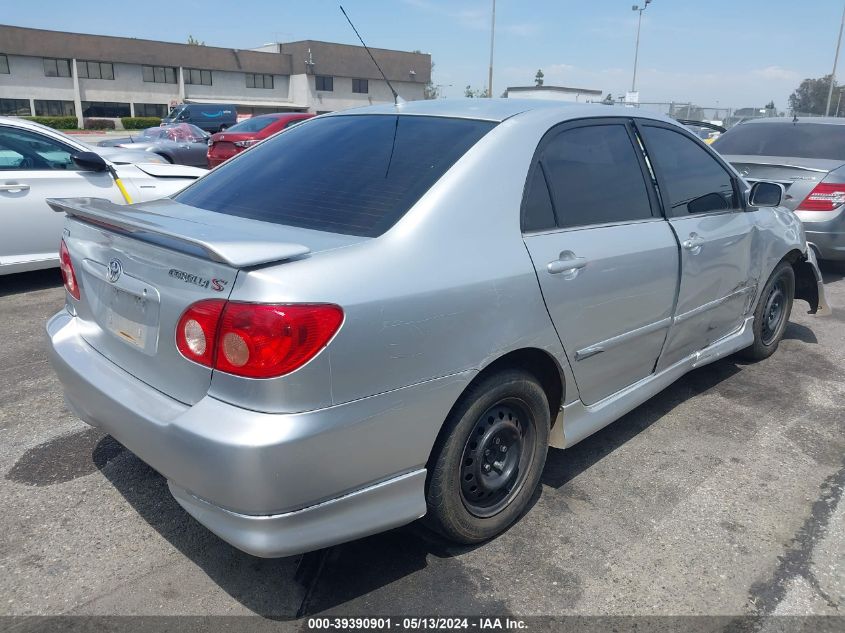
[825,2,845,116]
[436,84,453,99]
[631,0,652,94]
[488,0,496,98]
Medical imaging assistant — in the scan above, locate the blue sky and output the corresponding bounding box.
[3,0,844,109]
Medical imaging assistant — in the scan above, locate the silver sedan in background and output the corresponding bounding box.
[714,117,845,263]
[47,100,828,558]
[0,116,205,275]
[98,123,210,168]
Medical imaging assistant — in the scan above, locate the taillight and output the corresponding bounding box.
[175,299,226,367]
[59,239,80,300]
[797,183,845,211]
[175,301,343,378]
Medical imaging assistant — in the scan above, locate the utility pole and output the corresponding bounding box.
[826,2,845,116]
[631,0,652,94]
[488,0,496,98]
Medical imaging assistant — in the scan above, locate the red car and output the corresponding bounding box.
[207,113,315,167]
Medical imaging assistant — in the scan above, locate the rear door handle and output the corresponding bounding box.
[547,251,588,276]
[682,233,704,253]
[0,183,30,192]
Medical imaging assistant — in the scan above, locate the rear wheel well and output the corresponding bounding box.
[426,349,564,472]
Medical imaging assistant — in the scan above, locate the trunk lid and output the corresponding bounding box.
[722,154,841,210]
[49,196,362,404]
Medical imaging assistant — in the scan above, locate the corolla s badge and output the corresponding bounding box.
[107,258,123,283]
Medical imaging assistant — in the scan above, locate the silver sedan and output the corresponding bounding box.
[98,123,210,168]
[46,100,829,557]
[0,117,206,275]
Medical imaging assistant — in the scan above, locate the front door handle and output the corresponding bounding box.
[0,183,30,192]
[682,233,704,254]
[547,251,588,276]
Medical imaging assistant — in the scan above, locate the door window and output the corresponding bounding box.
[540,124,654,228]
[640,125,737,216]
[0,126,78,171]
[521,165,556,232]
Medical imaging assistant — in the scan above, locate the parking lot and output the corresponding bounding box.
[0,265,842,622]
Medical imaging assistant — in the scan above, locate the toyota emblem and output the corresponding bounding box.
[107,258,123,283]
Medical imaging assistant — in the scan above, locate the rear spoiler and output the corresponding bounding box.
[47,197,311,268]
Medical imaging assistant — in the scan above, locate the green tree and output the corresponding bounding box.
[765,100,775,110]
[464,85,488,98]
[535,69,544,86]
[187,35,206,46]
[788,75,836,115]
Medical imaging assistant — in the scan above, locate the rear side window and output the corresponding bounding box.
[541,124,653,228]
[176,115,496,237]
[521,165,556,232]
[712,122,845,161]
[641,126,736,216]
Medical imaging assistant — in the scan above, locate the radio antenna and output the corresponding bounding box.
[339,5,404,105]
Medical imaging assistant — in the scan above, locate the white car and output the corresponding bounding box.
[0,117,206,275]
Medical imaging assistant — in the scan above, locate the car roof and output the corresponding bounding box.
[739,116,845,126]
[327,98,679,125]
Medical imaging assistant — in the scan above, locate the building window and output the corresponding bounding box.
[352,79,369,94]
[315,75,333,91]
[0,55,9,74]
[81,101,130,118]
[134,103,168,118]
[77,60,114,80]
[0,98,30,116]
[246,73,274,89]
[142,65,177,84]
[185,68,212,86]
[34,100,75,116]
[43,58,71,78]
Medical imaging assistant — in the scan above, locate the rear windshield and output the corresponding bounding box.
[712,122,845,161]
[175,114,496,237]
[224,116,277,133]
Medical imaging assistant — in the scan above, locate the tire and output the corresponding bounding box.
[425,369,550,543]
[738,261,794,361]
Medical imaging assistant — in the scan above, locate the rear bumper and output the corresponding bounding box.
[796,210,845,261]
[804,230,845,261]
[47,310,471,556]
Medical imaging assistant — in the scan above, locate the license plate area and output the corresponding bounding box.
[81,259,161,355]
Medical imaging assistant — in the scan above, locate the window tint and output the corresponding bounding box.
[712,122,845,161]
[82,101,130,118]
[352,78,368,94]
[0,54,8,74]
[246,73,273,89]
[0,126,78,171]
[175,115,496,237]
[522,165,556,232]
[641,126,736,216]
[0,99,31,116]
[316,75,333,91]
[541,124,652,228]
[34,100,75,116]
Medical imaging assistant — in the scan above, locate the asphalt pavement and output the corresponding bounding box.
[0,265,843,625]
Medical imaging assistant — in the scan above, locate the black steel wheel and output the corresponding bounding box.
[459,399,536,518]
[739,260,794,361]
[425,369,550,544]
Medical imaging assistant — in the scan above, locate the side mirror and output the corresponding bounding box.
[72,151,108,172]
[748,181,784,208]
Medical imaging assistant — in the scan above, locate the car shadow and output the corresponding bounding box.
[0,268,62,298]
[542,358,742,489]
[782,321,818,344]
[93,357,748,619]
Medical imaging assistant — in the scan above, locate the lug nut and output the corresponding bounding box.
[483,463,491,472]
[500,445,507,453]
[494,437,500,444]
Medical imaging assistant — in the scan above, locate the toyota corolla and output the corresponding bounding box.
[46,100,828,557]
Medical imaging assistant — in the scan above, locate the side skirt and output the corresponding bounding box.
[549,316,755,449]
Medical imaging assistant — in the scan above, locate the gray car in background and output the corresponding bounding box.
[46,100,828,558]
[98,123,210,168]
[713,117,845,262]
